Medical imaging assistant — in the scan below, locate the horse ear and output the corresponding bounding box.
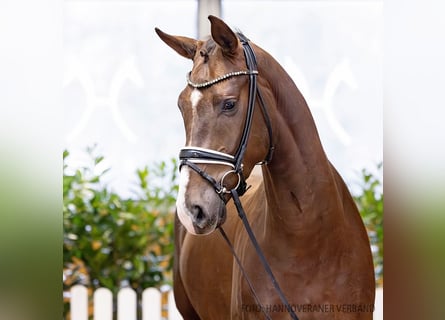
[208,15,239,56]
[155,28,197,60]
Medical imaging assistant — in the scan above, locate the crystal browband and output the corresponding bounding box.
[186,70,258,89]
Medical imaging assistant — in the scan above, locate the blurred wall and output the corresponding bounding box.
[63,0,382,197]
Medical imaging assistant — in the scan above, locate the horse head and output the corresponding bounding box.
[156,16,273,235]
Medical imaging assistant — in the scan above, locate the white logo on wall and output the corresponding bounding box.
[64,55,356,147]
[284,57,357,146]
[63,56,144,143]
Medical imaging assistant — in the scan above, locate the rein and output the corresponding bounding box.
[179,34,298,320]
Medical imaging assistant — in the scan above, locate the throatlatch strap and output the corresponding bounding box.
[256,89,274,164]
[230,189,300,320]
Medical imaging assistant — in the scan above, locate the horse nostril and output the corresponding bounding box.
[191,205,205,223]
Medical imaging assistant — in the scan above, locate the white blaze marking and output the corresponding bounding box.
[190,88,202,110]
[176,88,203,234]
[189,89,202,146]
[176,167,197,234]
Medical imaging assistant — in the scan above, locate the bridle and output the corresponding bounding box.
[179,32,274,198]
[178,33,299,320]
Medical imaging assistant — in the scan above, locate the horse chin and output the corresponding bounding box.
[193,204,226,236]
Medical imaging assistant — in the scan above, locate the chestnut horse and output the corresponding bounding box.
[155,16,375,319]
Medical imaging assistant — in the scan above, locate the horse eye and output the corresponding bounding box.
[222,100,236,111]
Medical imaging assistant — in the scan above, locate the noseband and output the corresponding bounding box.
[179,33,274,198]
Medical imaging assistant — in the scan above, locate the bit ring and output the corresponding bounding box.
[218,170,241,194]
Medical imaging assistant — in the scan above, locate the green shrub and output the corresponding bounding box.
[353,163,383,286]
[63,147,177,300]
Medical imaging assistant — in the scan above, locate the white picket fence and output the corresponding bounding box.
[69,285,382,320]
[69,285,182,320]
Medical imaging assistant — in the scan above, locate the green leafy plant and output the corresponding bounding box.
[63,147,178,317]
[353,163,383,286]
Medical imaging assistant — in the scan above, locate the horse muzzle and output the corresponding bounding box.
[176,166,227,235]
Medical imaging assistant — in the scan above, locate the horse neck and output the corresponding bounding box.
[256,49,348,239]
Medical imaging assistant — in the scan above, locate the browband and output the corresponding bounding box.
[186,70,258,89]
